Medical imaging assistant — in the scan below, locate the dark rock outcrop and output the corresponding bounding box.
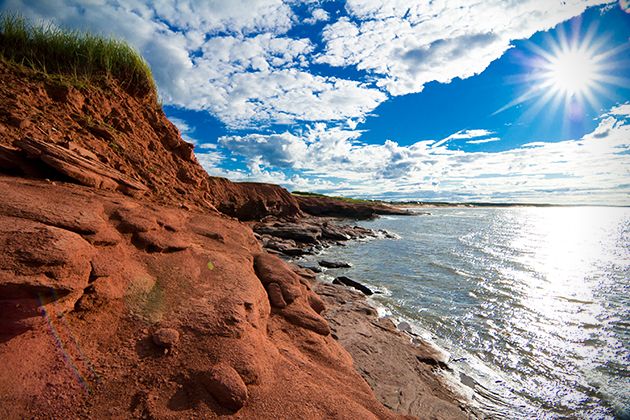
[255,222,321,244]
[295,195,410,220]
[254,218,388,257]
[333,276,374,296]
[320,260,352,269]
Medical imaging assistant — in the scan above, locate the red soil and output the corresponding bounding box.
[0,60,301,221]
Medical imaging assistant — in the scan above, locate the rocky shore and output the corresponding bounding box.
[0,58,471,419]
[249,210,475,419]
[315,282,473,419]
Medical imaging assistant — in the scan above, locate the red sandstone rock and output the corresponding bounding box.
[0,60,415,420]
[0,60,301,221]
[0,215,94,314]
[267,283,287,308]
[308,294,326,314]
[16,136,147,194]
[204,362,249,411]
[152,328,180,349]
[281,305,330,336]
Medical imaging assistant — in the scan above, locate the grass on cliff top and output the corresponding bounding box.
[291,191,377,204]
[0,14,155,95]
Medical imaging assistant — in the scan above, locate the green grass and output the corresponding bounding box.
[291,191,376,204]
[0,13,155,96]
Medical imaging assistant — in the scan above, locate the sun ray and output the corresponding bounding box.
[494,19,626,124]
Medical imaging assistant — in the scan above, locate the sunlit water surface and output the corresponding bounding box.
[308,207,629,418]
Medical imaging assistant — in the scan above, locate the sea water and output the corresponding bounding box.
[307,207,630,418]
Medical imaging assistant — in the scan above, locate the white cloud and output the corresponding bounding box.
[317,0,610,95]
[1,0,386,128]
[447,129,495,140]
[219,106,630,204]
[304,8,329,24]
[467,137,501,145]
[219,131,308,168]
[609,102,630,116]
[193,67,386,128]
[147,0,295,35]
[432,129,496,147]
[196,150,226,171]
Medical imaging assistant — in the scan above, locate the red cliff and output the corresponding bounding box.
[0,59,407,418]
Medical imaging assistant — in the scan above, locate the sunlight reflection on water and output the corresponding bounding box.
[313,207,630,418]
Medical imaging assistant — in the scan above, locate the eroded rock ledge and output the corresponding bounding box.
[0,176,404,419]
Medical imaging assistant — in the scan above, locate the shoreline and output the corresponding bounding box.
[257,213,479,419]
[0,54,475,419]
[313,281,476,419]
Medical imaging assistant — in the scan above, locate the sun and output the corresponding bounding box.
[543,48,599,97]
[494,20,627,120]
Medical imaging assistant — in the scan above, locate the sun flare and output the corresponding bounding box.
[494,21,626,120]
[544,48,599,97]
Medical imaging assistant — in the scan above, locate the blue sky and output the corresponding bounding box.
[3,0,629,204]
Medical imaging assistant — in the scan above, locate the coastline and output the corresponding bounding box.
[0,53,473,419]
[2,17,627,418]
[256,212,478,419]
[314,281,474,419]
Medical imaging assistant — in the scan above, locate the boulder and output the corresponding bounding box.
[152,328,180,349]
[0,216,95,315]
[319,260,352,269]
[204,362,248,411]
[333,276,373,296]
[298,263,322,273]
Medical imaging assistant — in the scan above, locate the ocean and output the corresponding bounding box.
[304,207,630,418]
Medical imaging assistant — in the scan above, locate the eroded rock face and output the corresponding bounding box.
[0,215,94,313]
[0,60,302,221]
[206,178,303,221]
[15,137,147,196]
[0,177,400,419]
